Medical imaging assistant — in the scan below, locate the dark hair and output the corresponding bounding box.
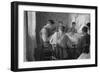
[82,26,88,33]
[48,20,55,24]
[58,21,63,24]
[86,23,90,29]
[72,22,76,25]
[59,26,65,32]
[82,46,90,53]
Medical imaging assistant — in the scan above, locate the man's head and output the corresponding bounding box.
[86,22,90,30]
[58,21,63,26]
[58,25,65,32]
[47,20,55,25]
[72,22,76,27]
[82,26,88,34]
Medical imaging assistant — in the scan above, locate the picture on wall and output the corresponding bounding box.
[11,1,97,71]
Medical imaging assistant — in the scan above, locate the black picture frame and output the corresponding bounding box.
[11,1,98,72]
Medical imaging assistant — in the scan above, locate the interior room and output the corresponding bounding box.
[24,11,90,61]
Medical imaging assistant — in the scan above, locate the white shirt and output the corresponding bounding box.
[50,31,65,45]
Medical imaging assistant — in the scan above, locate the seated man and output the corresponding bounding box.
[50,24,68,59]
[78,26,90,59]
[56,26,81,59]
[50,21,65,47]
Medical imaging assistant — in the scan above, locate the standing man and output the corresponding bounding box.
[40,20,56,47]
[68,22,77,34]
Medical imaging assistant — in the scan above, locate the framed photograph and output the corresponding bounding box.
[11,1,98,71]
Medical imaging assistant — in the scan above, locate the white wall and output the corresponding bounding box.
[0,0,99,73]
[69,13,90,33]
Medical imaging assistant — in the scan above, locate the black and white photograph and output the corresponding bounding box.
[24,11,91,61]
[11,2,97,71]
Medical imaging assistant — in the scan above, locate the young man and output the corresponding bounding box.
[50,21,65,45]
[50,25,68,59]
[40,20,56,47]
[68,22,77,34]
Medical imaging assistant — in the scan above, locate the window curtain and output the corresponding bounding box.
[24,11,37,61]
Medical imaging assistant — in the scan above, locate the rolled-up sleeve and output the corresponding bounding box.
[41,28,48,42]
